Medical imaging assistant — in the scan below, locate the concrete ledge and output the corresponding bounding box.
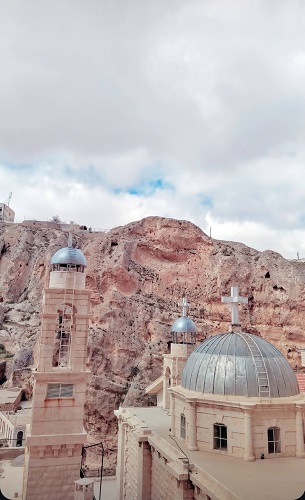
[190,466,240,500]
[34,371,90,382]
[26,432,87,446]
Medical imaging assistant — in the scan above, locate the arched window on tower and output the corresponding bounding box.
[268,427,281,454]
[52,304,74,368]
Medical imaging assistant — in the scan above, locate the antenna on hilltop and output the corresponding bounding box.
[6,191,12,207]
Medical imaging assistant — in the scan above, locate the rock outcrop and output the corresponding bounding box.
[1,216,305,469]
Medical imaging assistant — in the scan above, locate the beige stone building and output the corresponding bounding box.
[0,203,15,223]
[115,289,305,500]
[0,388,28,447]
[23,235,90,500]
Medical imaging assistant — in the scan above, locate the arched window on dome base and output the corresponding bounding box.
[268,427,281,454]
[213,423,227,451]
[180,413,186,440]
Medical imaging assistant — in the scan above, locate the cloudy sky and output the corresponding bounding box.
[1,1,305,258]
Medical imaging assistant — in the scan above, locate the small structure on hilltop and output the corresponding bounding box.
[115,286,305,500]
[0,192,15,223]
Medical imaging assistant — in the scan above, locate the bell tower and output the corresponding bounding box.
[23,230,90,500]
[162,297,197,410]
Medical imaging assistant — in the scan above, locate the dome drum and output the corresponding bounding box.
[171,317,197,345]
[49,246,87,290]
[49,271,86,290]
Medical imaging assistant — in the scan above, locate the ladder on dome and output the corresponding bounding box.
[242,334,271,398]
[68,247,76,261]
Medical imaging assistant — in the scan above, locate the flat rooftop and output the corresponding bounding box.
[0,388,22,406]
[0,399,32,429]
[0,449,24,499]
[124,406,305,500]
[5,407,32,427]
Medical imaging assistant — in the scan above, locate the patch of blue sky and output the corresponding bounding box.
[127,177,174,197]
[3,162,34,172]
[63,165,104,187]
[198,195,213,209]
[298,214,305,227]
[2,161,104,187]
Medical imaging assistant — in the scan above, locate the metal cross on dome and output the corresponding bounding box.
[179,296,190,317]
[221,286,248,326]
[67,221,74,248]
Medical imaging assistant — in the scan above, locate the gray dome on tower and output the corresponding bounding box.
[49,224,87,290]
[171,317,196,333]
[181,331,299,398]
[50,247,87,267]
[171,297,197,344]
[50,222,87,271]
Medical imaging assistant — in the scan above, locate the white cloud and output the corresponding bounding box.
[1,1,305,259]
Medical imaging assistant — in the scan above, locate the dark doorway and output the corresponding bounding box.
[16,430,23,447]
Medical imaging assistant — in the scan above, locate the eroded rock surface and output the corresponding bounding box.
[1,216,305,469]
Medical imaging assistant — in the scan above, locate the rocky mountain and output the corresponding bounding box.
[1,216,305,470]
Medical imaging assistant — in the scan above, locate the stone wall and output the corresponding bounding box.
[174,397,245,458]
[25,455,81,499]
[151,448,176,500]
[123,428,139,499]
[252,407,297,458]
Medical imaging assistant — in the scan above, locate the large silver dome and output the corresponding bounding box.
[171,317,197,333]
[182,332,299,398]
[50,247,87,266]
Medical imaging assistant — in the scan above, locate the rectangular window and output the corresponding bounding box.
[180,414,186,440]
[46,383,74,398]
[214,423,227,450]
[268,427,281,453]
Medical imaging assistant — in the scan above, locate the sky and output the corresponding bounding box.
[1,1,305,259]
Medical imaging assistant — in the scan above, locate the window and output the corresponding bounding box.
[16,431,23,447]
[214,423,227,450]
[268,427,281,454]
[46,383,74,398]
[52,305,73,368]
[180,413,186,440]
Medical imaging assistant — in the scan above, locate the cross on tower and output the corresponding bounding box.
[221,286,248,326]
[178,296,191,317]
[68,221,74,248]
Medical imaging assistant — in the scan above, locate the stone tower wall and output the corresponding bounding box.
[23,273,90,499]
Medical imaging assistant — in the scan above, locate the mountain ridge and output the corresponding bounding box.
[1,216,304,469]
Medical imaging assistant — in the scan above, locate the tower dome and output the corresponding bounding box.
[181,332,299,398]
[50,247,87,268]
[171,297,197,344]
[171,317,197,333]
[49,224,87,289]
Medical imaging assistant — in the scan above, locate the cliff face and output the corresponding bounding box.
[1,216,305,468]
